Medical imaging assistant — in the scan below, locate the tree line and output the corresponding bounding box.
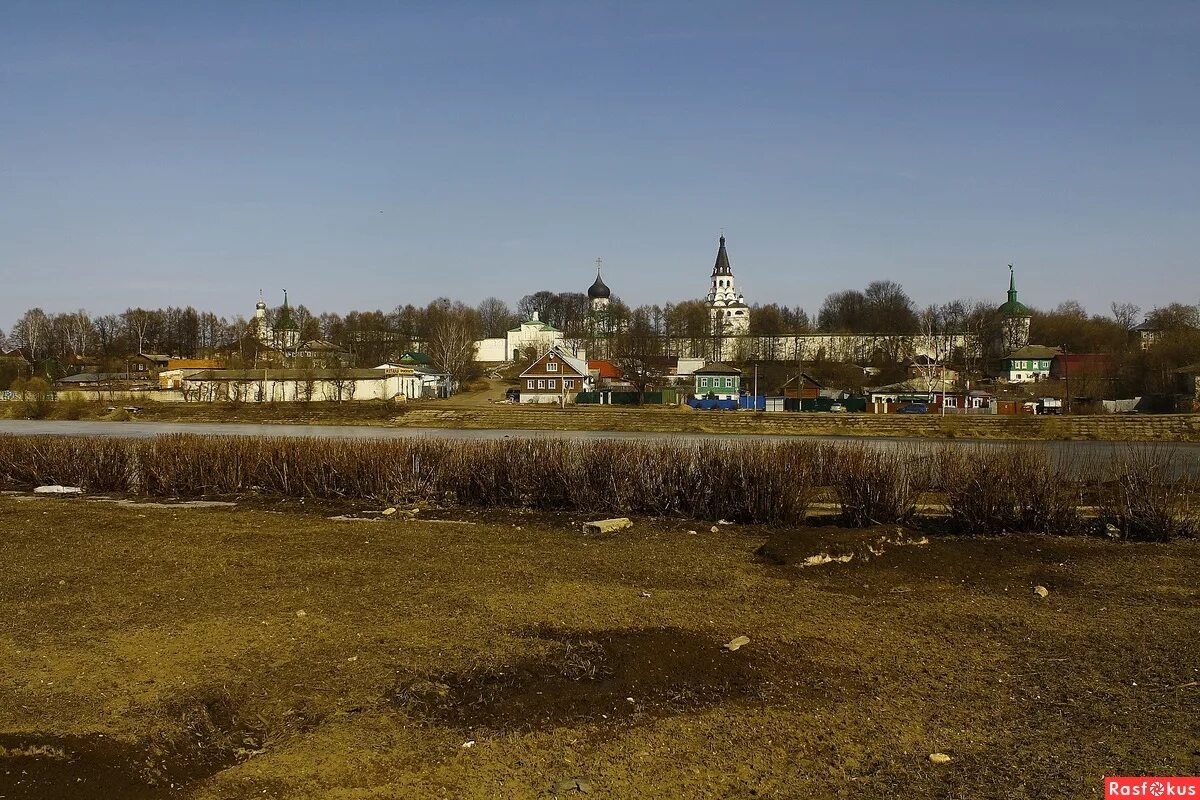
[3,287,1198,398]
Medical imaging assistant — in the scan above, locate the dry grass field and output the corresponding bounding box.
[1,494,1196,799]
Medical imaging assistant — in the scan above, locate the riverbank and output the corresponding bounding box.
[7,400,1200,441]
[1,494,1195,798]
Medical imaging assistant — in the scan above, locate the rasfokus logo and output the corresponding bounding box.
[1106,778,1199,798]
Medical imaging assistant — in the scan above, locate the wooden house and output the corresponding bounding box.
[517,346,591,404]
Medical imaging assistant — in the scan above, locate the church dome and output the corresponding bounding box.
[588,272,611,300]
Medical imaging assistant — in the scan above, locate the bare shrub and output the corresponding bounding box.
[0,434,821,524]
[941,445,1082,535]
[1097,446,1196,541]
[834,444,922,527]
[0,436,134,492]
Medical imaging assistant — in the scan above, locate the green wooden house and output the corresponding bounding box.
[694,363,741,400]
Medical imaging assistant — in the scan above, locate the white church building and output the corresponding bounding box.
[474,312,576,362]
[706,235,750,335]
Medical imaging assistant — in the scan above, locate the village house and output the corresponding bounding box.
[587,359,626,389]
[296,339,352,367]
[1131,319,1162,350]
[693,363,741,401]
[158,358,225,389]
[777,373,824,400]
[867,380,993,414]
[1002,345,1061,383]
[517,346,591,404]
[908,355,959,387]
[375,361,452,398]
[127,352,172,375]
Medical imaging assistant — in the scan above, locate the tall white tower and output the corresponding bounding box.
[705,235,750,334]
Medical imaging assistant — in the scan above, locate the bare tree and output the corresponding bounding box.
[1111,302,1141,330]
[476,297,518,338]
[425,302,481,393]
[326,364,354,402]
[11,308,51,368]
[122,308,161,355]
[611,307,666,404]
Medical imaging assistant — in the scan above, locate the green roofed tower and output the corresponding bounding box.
[998,266,1032,353]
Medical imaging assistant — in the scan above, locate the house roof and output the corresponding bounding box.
[398,351,432,365]
[166,358,223,369]
[588,359,623,379]
[779,373,824,389]
[136,353,172,363]
[57,372,145,384]
[509,314,560,333]
[0,349,29,362]
[299,339,348,353]
[695,362,741,375]
[868,380,992,397]
[518,346,588,378]
[1005,345,1062,360]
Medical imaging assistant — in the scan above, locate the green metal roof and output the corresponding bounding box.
[998,268,1031,317]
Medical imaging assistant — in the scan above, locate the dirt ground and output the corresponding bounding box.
[0,495,1196,799]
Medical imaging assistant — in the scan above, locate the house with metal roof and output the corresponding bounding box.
[517,345,592,404]
[1002,345,1061,383]
[693,363,742,401]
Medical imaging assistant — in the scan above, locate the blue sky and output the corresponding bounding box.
[2,1,1197,324]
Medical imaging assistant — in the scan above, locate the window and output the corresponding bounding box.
[944,396,958,408]
[725,377,733,388]
[565,379,574,389]
[537,379,545,389]
[547,361,558,372]
[527,379,535,389]
[548,379,556,389]
[699,377,708,388]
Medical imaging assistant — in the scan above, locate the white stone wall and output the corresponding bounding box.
[474,338,507,362]
[181,374,424,403]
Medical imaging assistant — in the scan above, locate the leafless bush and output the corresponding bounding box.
[0,436,134,492]
[1096,446,1196,541]
[834,444,922,527]
[941,445,1082,534]
[0,435,820,524]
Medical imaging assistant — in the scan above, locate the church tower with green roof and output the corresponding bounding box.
[998,266,1032,353]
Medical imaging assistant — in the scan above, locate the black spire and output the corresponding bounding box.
[712,235,732,276]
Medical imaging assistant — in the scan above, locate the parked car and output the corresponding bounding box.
[505,388,521,403]
[829,403,847,413]
[897,404,928,414]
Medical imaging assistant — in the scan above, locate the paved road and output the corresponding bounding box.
[1,419,1197,468]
